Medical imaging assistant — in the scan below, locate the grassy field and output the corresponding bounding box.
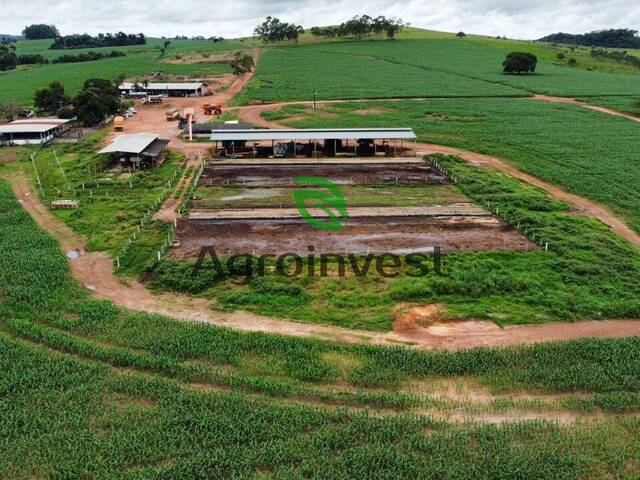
[236,36,640,105]
[151,154,640,329]
[18,133,184,274]
[265,98,640,233]
[1,177,639,478]
[0,38,242,105]
[234,43,527,104]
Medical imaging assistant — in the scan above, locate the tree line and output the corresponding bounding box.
[539,29,640,48]
[50,32,146,50]
[310,15,407,39]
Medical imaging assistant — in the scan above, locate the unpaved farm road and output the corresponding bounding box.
[5,171,640,350]
[234,96,640,249]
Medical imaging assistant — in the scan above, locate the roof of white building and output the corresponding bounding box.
[98,133,159,154]
[0,118,71,134]
[119,82,205,91]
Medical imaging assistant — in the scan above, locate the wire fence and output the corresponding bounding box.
[430,157,551,252]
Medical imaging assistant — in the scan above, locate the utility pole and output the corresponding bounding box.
[313,90,318,110]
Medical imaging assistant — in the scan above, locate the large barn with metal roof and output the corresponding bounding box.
[0,118,73,146]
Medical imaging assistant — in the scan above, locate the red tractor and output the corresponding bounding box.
[202,103,222,116]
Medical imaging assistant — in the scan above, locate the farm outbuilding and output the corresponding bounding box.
[119,82,207,97]
[0,118,73,146]
[209,127,417,158]
[98,133,170,169]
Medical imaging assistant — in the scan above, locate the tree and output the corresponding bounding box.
[163,40,172,49]
[22,24,59,40]
[75,78,121,126]
[254,17,303,43]
[502,52,537,74]
[456,31,466,37]
[230,52,255,75]
[0,99,22,121]
[0,44,17,71]
[34,81,70,114]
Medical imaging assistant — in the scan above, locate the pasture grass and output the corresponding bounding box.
[26,132,184,274]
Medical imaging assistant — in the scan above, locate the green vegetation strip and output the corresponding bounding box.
[1,177,640,477]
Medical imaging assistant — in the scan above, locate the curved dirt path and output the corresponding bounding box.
[235,100,640,249]
[531,94,640,123]
[5,169,640,350]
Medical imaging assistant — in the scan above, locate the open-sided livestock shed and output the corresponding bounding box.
[98,133,170,168]
[119,82,207,97]
[0,118,72,146]
[209,127,417,158]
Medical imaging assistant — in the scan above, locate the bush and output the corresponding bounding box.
[502,52,538,74]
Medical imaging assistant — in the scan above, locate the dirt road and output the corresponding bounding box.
[235,100,640,250]
[531,94,640,123]
[5,171,640,350]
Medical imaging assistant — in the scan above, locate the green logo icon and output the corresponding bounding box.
[293,176,348,231]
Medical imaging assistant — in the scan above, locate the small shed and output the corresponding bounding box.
[98,133,170,168]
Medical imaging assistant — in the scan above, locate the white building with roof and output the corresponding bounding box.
[118,82,207,97]
[0,118,73,146]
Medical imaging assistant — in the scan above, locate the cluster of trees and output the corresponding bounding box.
[254,17,304,43]
[34,78,122,125]
[539,29,640,48]
[51,50,126,64]
[590,48,640,69]
[0,43,17,71]
[168,35,224,42]
[17,53,46,64]
[22,24,59,40]
[502,52,538,74]
[229,52,255,75]
[0,99,23,121]
[50,32,146,49]
[309,15,407,39]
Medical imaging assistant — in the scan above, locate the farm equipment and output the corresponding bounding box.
[202,103,222,116]
[165,107,179,121]
[114,116,125,131]
[142,95,163,105]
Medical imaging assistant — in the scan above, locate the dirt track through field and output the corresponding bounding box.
[235,98,640,250]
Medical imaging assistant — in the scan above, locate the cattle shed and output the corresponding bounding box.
[209,127,417,159]
[119,82,207,97]
[0,118,72,146]
[98,133,170,168]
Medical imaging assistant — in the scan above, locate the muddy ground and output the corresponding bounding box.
[173,215,536,257]
[200,162,449,187]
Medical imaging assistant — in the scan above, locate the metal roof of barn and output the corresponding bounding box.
[98,133,158,154]
[209,128,417,142]
[119,82,205,91]
[0,118,71,134]
[142,139,170,157]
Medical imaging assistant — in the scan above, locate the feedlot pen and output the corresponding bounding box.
[172,158,536,257]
